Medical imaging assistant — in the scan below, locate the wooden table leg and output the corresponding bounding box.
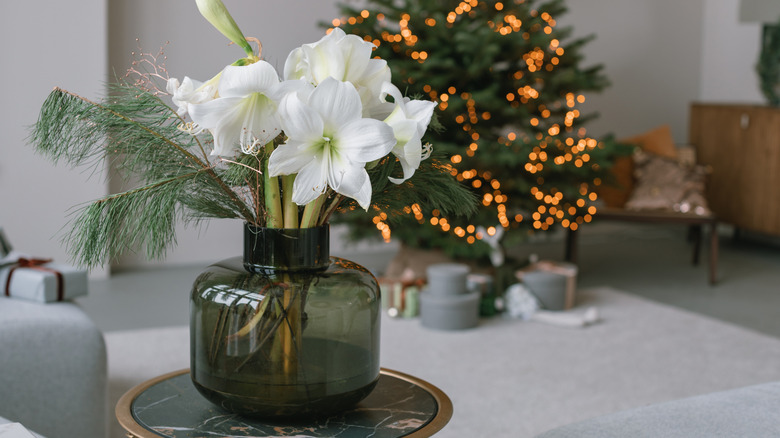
[691,224,702,266]
[565,228,578,264]
[709,220,718,285]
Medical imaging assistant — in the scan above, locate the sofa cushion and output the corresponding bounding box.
[534,381,780,438]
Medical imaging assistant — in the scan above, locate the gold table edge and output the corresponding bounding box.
[115,367,453,438]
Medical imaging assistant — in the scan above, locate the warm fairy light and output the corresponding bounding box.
[336,3,604,239]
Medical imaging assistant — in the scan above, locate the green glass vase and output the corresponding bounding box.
[190,223,381,419]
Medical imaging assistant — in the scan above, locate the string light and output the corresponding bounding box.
[335,1,605,244]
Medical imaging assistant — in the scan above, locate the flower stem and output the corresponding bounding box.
[319,194,345,226]
[281,284,301,381]
[300,193,328,229]
[263,144,283,228]
[282,175,299,229]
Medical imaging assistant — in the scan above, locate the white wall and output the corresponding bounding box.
[0,1,107,272]
[561,0,764,143]
[106,0,343,269]
[699,0,764,103]
[561,0,705,142]
[2,0,769,272]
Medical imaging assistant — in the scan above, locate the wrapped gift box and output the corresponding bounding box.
[516,260,578,310]
[1,258,88,303]
[379,279,422,318]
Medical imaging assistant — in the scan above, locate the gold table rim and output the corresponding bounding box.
[116,367,453,438]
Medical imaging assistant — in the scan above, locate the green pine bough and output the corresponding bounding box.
[331,0,632,263]
[29,82,476,268]
[758,19,780,107]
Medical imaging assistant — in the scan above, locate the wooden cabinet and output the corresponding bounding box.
[689,103,780,236]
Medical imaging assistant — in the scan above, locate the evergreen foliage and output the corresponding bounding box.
[758,20,780,106]
[30,81,475,268]
[31,85,255,266]
[331,0,630,262]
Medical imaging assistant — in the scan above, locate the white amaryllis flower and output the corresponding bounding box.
[283,27,390,117]
[166,76,216,117]
[188,60,288,156]
[381,83,437,183]
[268,77,396,210]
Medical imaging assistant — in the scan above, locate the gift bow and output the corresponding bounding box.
[4,257,65,301]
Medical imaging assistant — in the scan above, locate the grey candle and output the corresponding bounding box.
[420,290,481,330]
[426,263,470,296]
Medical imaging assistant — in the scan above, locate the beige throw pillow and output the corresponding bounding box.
[625,149,711,216]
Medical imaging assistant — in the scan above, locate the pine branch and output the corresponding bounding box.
[65,170,210,268]
[29,84,262,267]
[31,86,255,222]
[337,154,477,221]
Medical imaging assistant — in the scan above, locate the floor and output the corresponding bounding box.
[77,221,780,338]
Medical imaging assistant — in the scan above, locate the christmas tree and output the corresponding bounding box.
[331,0,627,263]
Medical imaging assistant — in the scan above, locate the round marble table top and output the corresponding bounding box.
[116,368,452,438]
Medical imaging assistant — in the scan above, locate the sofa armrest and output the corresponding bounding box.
[534,381,780,438]
[0,297,107,438]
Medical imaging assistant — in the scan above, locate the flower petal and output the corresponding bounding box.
[268,139,317,177]
[335,118,397,163]
[283,47,305,81]
[387,119,422,184]
[328,164,372,210]
[405,99,437,133]
[302,39,346,84]
[278,92,325,142]
[218,60,279,98]
[237,93,281,150]
[188,96,242,130]
[291,159,328,206]
[340,35,374,81]
[308,77,362,131]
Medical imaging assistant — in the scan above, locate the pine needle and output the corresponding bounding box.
[29,83,256,267]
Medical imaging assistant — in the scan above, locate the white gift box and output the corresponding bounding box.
[1,258,88,303]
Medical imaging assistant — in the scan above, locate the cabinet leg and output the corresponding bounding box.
[709,221,719,285]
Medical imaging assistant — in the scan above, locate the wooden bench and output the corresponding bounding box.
[564,207,719,285]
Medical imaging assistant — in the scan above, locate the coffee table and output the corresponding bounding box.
[116,368,452,437]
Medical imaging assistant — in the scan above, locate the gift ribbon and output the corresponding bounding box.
[4,258,65,301]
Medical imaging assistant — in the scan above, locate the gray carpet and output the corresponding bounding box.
[105,287,780,438]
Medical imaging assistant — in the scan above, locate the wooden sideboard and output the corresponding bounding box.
[689,103,780,236]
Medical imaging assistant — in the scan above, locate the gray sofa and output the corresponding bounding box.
[535,381,780,437]
[0,297,107,438]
